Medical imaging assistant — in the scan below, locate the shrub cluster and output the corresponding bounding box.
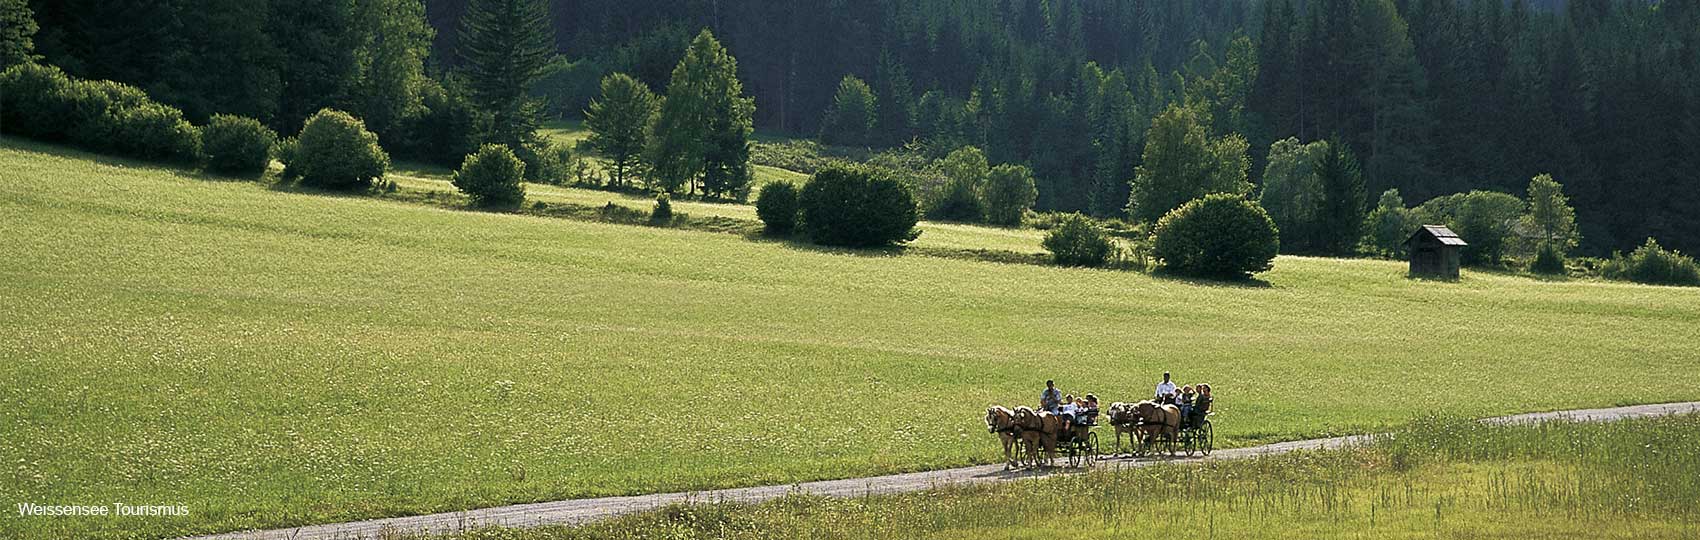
[1152,194,1280,279]
[0,63,200,163]
[201,114,278,176]
[652,192,674,222]
[525,140,577,185]
[1529,243,1566,275]
[798,164,919,247]
[755,182,800,234]
[285,109,389,191]
[452,144,527,208]
[1601,238,1700,286]
[390,79,486,168]
[982,164,1038,226]
[1041,213,1117,267]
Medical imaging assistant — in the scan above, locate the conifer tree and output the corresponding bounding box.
[1316,136,1367,256]
[458,0,554,151]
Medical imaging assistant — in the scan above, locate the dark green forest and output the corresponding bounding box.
[16,0,1700,256]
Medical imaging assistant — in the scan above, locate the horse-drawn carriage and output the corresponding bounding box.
[984,405,1100,468]
[1107,400,1213,457]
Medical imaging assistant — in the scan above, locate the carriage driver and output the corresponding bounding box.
[1041,380,1062,413]
[1155,372,1176,402]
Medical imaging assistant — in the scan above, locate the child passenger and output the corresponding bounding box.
[1178,385,1196,425]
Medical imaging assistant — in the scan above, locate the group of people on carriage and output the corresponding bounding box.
[1042,372,1213,430]
[1151,371,1214,430]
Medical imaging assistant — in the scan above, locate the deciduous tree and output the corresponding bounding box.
[585,73,657,188]
[1127,104,1251,223]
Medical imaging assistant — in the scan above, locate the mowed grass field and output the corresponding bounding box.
[4,137,1700,539]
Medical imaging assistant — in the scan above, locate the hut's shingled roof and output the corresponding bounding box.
[1406,225,1469,246]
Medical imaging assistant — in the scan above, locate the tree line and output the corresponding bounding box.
[10,0,1699,257]
[446,0,1693,257]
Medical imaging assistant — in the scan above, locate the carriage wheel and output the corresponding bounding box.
[1067,441,1082,468]
[1182,429,1198,457]
[1085,432,1099,467]
[1201,421,1214,456]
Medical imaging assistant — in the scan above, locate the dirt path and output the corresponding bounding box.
[186,401,1700,540]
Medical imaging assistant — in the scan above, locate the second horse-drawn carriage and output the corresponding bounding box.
[1107,400,1213,457]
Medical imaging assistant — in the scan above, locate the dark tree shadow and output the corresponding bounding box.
[1147,268,1274,289]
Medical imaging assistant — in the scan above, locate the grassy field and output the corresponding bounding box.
[410,415,1700,539]
[4,137,1700,539]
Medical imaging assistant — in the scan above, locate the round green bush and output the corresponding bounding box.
[291,108,389,190]
[1152,193,1280,278]
[926,179,983,222]
[0,63,79,141]
[755,182,800,234]
[202,114,278,175]
[1041,213,1116,267]
[798,164,920,247]
[451,144,527,208]
[104,102,201,162]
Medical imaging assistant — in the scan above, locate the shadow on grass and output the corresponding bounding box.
[1464,264,1573,283]
[1147,267,1274,289]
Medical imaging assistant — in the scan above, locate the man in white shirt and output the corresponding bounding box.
[1155,372,1176,401]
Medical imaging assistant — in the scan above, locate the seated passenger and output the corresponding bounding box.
[1178,385,1196,426]
[1058,394,1079,424]
[1190,384,1214,426]
[1080,394,1101,426]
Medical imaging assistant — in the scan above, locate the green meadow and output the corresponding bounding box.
[4,137,1700,539]
[414,415,1700,540]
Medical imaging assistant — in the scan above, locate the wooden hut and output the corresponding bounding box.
[1405,225,1467,279]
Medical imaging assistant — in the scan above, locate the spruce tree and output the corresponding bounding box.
[458,0,554,152]
[819,75,876,147]
[1,0,41,70]
[873,52,915,146]
[1316,136,1367,256]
